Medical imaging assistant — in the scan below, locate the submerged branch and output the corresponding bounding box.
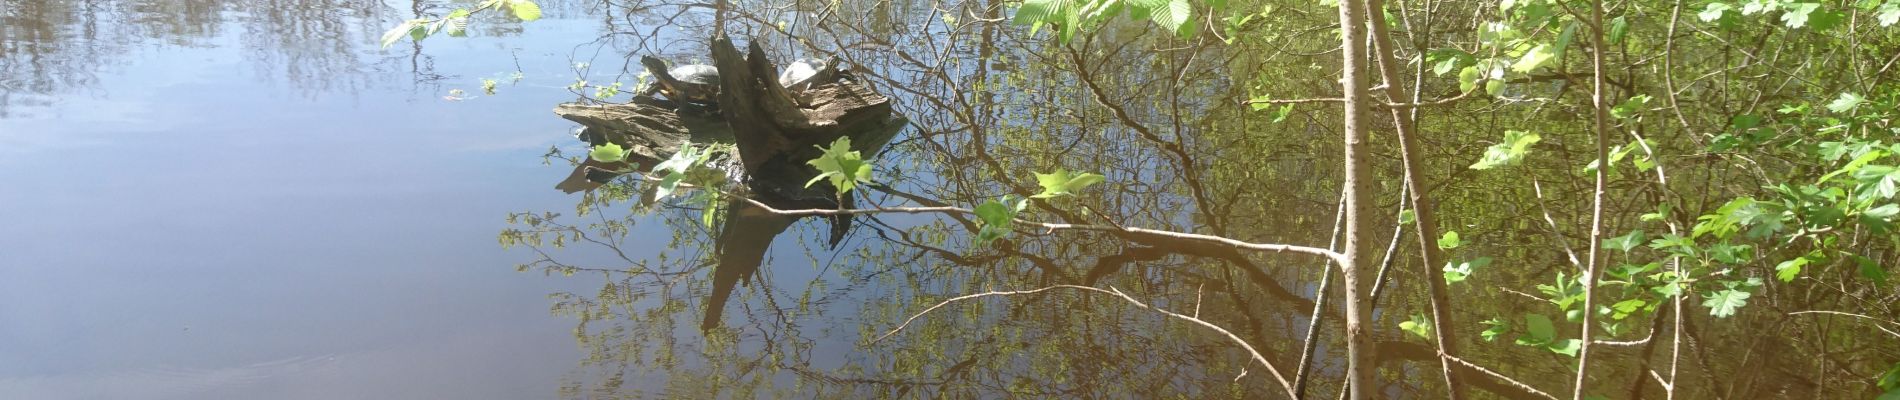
[866,284,1298,399]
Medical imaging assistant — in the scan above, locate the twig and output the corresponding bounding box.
[1441,354,1562,400]
[1532,179,1584,268]
[1787,310,1900,338]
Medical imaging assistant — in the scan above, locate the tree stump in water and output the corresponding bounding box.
[548,37,908,331]
[550,40,905,199]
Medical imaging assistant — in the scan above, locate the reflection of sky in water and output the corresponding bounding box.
[0,3,636,398]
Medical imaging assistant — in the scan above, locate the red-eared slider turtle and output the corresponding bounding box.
[640,55,721,103]
[776,57,839,92]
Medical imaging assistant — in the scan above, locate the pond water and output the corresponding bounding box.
[6,0,1898,399]
[0,1,612,398]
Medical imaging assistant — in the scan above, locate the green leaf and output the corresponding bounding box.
[1479,318,1509,342]
[1432,56,1459,76]
[1470,130,1542,170]
[1547,339,1581,357]
[1031,169,1107,199]
[973,197,1020,245]
[1611,95,1653,119]
[510,0,543,21]
[1143,0,1192,32]
[1702,288,1752,317]
[1609,299,1648,320]
[1248,95,1272,111]
[1827,92,1866,113]
[1270,104,1294,123]
[381,19,425,48]
[654,171,684,200]
[1741,0,1777,14]
[1869,203,1900,218]
[1443,257,1492,284]
[1642,203,1672,222]
[652,145,702,174]
[804,137,874,195]
[1014,0,1073,31]
[589,143,627,163]
[1603,230,1646,252]
[1458,66,1482,93]
[1399,314,1433,339]
[1775,256,1811,282]
[1398,209,1416,224]
[445,16,470,37]
[1437,231,1462,249]
[1879,2,1900,26]
[1699,3,1733,22]
[1607,16,1629,44]
[1522,313,1556,343]
[1780,2,1820,28]
[1510,44,1556,73]
[1649,233,1696,254]
[701,193,722,228]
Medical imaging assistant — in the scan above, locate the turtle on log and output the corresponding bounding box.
[639,55,722,104]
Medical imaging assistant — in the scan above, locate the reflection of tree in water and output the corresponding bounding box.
[512,2,1354,394]
[0,0,595,117]
[512,0,1900,396]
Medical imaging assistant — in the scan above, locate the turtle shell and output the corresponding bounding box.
[662,64,720,103]
[776,58,837,92]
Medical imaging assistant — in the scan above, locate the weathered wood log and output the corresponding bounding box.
[548,38,909,331]
[708,38,903,204]
[550,97,735,193]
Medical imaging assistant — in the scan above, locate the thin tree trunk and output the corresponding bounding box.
[1292,194,1347,398]
[1336,0,1376,396]
[1572,0,1613,397]
[1364,0,1467,398]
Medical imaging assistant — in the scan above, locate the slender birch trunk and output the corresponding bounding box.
[1572,0,1613,397]
[1336,0,1376,396]
[1363,0,1467,397]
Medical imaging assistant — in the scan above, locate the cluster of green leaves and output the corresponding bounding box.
[1430,0,1656,100]
[1469,130,1541,170]
[1434,230,1493,284]
[974,196,1032,245]
[796,138,1107,247]
[1013,0,1204,43]
[590,142,734,227]
[380,0,543,48]
[971,169,1106,246]
[805,137,875,195]
[1698,0,1899,30]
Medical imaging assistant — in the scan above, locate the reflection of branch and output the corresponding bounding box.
[624,173,1344,264]
[1786,310,1900,338]
[1439,355,1560,400]
[868,284,1298,399]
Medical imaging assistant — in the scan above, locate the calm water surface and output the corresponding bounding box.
[11,0,1882,398]
[1,1,627,398]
